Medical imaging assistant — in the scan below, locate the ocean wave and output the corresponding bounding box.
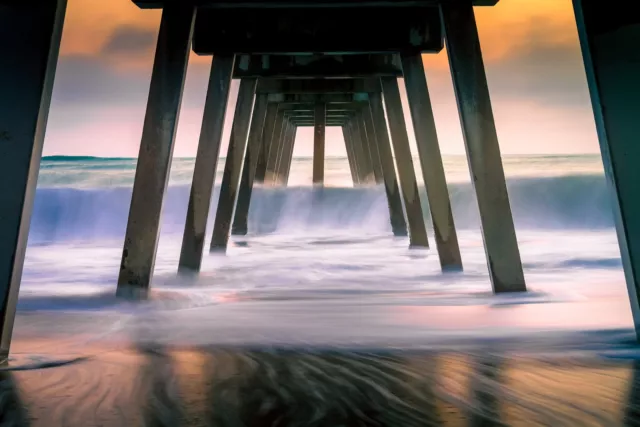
[27,174,615,243]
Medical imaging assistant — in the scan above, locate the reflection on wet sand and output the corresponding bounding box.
[3,344,640,426]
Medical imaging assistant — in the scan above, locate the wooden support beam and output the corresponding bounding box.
[179,54,235,273]
[273,119,291,185]
[573,0,640,336]
[210,78,257,251]
[313,102,326,185]
[257,78,380,94]
[283,125,298,184]
[362,104,384,184]
[0,0,67,358]
[265,108,285,185]
[342,125,361,186]
[401,52,462,271]
[117,5,195,298]
[192,6,442,54]
[233,54,402,78]
[369,93,408,237]
[348,117,373,183]
[381,77,430,248]
[356,111,377,184]
[134,1,501,9]
[267,93,368,104]
[254,103,279,183]
[441,0,525,292]
[231,94,270,236]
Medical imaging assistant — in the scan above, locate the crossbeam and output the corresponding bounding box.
[192,6,442,54]
[233,54,402,78]
[258,78,380,94]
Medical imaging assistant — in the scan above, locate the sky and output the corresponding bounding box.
[44,0,601,157]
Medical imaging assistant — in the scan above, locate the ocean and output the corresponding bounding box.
[13,154,634,349]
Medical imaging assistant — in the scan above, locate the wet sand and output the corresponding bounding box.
[4,318,640,427]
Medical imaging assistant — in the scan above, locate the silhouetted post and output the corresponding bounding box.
[350,117,373,183]
[283,125,298,184]
[573,0,640,334]
[362,105,384,184]
[254,104,278,184]
[381,77,430,248]
[0,0,67,358]
[441,1,525,292]
[178,55,235,273]
[357,111,377,184]
[117,5,195,298]
[401,53,462,270]
[313,102,326,185]
[275,118,292,185]
[210,78,257,251]
[233,101,277,235]
[342,125,360,185]
[265,108,285,185]
[369,93,408,237]
[231,94,269,236]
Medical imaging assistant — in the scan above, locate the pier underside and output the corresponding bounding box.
[2,0,640,357]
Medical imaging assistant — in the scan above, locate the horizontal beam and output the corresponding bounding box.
[257,78,380,94]
[267,93,369,103]
[192,6,442,54]
[233,54,402,78]
[134,1,500,9]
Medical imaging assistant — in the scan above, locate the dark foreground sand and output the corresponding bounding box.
[1,331,639,427]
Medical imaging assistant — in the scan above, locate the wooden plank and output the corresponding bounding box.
[233,54,402,78]
[135,0,500,10]
[193,6,442,54]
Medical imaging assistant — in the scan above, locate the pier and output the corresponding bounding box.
[1,0,639,358]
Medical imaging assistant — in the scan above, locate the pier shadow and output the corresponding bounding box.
[0,371,30,427]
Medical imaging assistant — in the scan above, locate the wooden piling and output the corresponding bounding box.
[178,55,235,273]
[210,79,257,251]
[362,106,384,185]
[573,0,640,334]
[231,94,270,236]
[369,93,408,237]
[117,5,195,297]
[0,0,67,357]
[401,53,463,271]
[265,108,285,185]
[231,102,278,236]
[313,102,326,185]
[441,0,525,292]
[254,104,279,184]
[380,77,430,248]
[342,125,360,185]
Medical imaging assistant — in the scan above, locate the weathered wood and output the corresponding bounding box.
[273,119,291,185]
[233,54,402,78]
[231,94,270,236]
[313,102,326,185]
[381,77,429,248]
[441,0,525,292]
[192,6,442,54]
[573,0,640,336]
[265,108,285,185]
[0,0,67,358]
[178,54,235,273]
[342,125,360,185]
[135,0,500,8]
[348,117,372,183]
[254,104,278,184]
[369,93,408,237]
[257,78,380,94]
[356,111,377,184]
[401,52,462,270]
[210,78,257,251]
[268,93,369,104]
[283,125,298,184]
[362,105,384,184]
[117,5,195,298]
